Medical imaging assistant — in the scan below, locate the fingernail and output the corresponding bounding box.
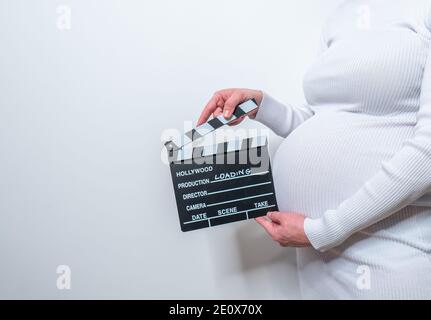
[224,110,231,119]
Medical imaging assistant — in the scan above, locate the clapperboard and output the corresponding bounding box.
[165,100,278,232]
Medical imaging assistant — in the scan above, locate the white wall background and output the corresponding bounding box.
[0,0,342,299]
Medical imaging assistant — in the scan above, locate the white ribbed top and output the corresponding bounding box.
[255,0,431,299]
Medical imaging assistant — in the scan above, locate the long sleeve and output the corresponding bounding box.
[254,93,315,138]
[304,34,431,252]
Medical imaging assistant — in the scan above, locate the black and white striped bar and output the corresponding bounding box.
[170,136,267,163]
[165,99,259,152]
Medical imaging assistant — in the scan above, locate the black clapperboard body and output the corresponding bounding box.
[165,100,278,232]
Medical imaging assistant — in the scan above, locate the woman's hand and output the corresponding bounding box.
[198,88,263,126]
[255,212,311,247]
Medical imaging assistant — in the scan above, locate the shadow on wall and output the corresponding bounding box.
[236,223,295,271]
[205,221,300,299]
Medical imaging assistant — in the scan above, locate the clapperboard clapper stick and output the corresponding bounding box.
[165,99,278,232]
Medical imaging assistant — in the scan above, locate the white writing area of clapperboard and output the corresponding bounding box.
[0,0,342,299]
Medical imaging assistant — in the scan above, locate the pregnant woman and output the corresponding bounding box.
[198,0,431,299]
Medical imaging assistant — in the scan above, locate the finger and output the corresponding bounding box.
[223,91,244,119]
[198,95,220,126]
[255,217,276,237]
[267,211,282,224]
[228,116,245,126]
[213,107,223,117]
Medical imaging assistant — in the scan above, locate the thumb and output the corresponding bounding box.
[213,107,223,117]
[267,211,283,224]
[255,216,276,237]
[223,92,244,119]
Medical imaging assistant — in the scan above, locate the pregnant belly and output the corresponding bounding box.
[272,111,415,218]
